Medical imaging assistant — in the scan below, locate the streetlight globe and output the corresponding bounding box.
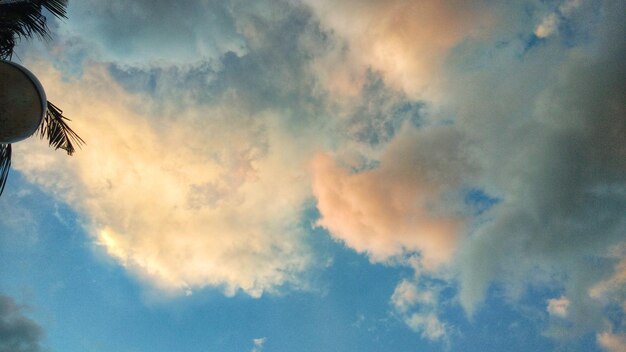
[0,60,47,144]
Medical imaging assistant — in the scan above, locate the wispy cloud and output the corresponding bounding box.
[391,279,447,341]
[251,337,266,352]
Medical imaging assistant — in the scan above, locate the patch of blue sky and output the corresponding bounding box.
[463,188,500,216]
[447,286,553,351]
[303,204,559,352]
[382,268,559,351]
[522,33,547,53]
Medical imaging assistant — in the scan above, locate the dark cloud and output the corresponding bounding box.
[307,0,625,342]
[0,295,43,352]
[453,0,626,330]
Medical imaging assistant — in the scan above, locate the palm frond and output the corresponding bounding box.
[0,33,16,59]
[1,1,49,39]
[0,144,11,196]
[0,0,67,59]
[37,101,84,155]
[37,0,68,20]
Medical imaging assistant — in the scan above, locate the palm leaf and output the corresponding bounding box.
[0,144,11,196]
[37,0,67,20]
[0,0,67,59]
[38,101,84,155]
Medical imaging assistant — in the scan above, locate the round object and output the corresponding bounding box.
[0,60,47,144]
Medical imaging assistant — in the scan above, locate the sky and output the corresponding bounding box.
[1,0,625,351]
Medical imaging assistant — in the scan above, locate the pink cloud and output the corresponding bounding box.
[306,0,493,101]
[312,124,469,269]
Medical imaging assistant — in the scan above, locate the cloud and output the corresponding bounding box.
[305,0,493,101]
[8,0,625,345]
[391,280,428,313]
[534,0,584,38]
[406,313,446,341]
[312,123,471,269]
[309,0,626,341]
[547,296,570,318]
[14,59,314,297]
[61,0,246,64]
[589,247,626,311]
[0,295,43,352]
[251,337,266,352]
[11,0,349,299]
[597,332,626,352]
[455,0,626,316]
[534,14,559,38]
[391,279,446,341]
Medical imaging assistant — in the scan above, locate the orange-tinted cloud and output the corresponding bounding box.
[597,331,626,352]
[306,0,493,100]
[312,124,469,269]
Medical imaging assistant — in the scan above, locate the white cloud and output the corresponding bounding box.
[14,60,314,297]
[407,313,446,341]
[390,279,447,341]
[534,0,584,38]
[251,337,266,352]
[535,14,559,38]
[547,296,570,318]
[391,280,420,314]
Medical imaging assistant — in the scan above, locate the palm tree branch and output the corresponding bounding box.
[0,0,67,58]
[37,101,85,155]
[37,0,67,20]
[0,144,11,196]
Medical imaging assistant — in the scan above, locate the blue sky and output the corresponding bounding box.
[1,0,625,351]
